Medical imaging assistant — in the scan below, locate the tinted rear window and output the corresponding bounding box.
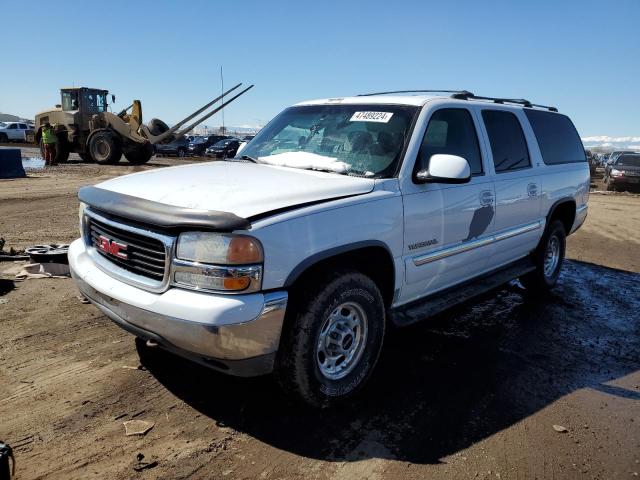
[524,110,586,165]
[482,110,531,173]
[617,154,640,167]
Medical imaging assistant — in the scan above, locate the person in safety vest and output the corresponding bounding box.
[41,122,58,166]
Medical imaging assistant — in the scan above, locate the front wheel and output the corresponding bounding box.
[275,270,386,408]
[520,220,566,293]
[124,143,154,164]
[89,131,121,164]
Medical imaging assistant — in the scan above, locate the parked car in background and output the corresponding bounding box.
[187,135,232,156]
[606,150,635,166]
[0,121,34,142]
[242,135,255,142]
[155,136,190,157]
[205,138,241,158]
[604,153,640,191]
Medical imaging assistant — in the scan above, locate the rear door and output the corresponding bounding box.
[477,109,542,266]
[401,106,496,304]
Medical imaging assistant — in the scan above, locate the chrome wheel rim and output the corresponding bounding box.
[544,235,560,278]
[316,302,368,380]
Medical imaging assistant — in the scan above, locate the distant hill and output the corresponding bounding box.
[0,112,31,123]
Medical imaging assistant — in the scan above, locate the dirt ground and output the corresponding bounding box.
[1,153,639,479]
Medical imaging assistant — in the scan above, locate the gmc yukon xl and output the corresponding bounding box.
[69,90,589,407]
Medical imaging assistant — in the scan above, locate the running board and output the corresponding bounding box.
[390,258,536,327]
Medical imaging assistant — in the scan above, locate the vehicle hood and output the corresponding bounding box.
[95,161,375,219]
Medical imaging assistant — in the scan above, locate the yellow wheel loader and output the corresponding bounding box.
[33,83,253,165]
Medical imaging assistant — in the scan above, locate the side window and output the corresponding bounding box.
[482,110,531,173]
[417,108,483,176]
[524,109,586,165]
[19,123,27,129]
[8,124,17,129]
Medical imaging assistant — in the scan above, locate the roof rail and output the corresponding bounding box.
[452,92,558,112]
[357,89,474,97]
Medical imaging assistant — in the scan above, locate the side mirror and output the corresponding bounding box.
[55,104,62,109]
[415,154,471,184]
[111,94,116,103]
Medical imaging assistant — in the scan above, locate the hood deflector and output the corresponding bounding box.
[78,186,252,232]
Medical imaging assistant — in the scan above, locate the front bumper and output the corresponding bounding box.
[68,239,288,376]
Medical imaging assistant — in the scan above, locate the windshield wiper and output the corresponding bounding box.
[229,155,260,163]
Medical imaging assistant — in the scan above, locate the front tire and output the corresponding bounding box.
[520,220,566,293]
[89,131,121,164]
[124,143,154,164]
[275,270,386,408]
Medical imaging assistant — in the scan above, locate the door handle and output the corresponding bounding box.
[527,183,539,197]
[480,190,494,206]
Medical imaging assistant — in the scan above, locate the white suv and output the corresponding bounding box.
[69,90,589,407]
[0,121,33,142]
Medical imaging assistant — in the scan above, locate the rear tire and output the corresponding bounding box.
[124,143,154,165]
[177,148,186,158]
[0,133,8,143]
[88,131,121,164]
[520,220,566,293]
[275,270,386,408]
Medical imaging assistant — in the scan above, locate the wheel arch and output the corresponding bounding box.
[284,241,396,307]
[546,197,576,234]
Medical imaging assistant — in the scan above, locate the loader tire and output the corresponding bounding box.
[89,131,121,164]
[148,118,170,136]
[124,144,154,165]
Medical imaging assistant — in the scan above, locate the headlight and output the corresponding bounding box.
[173,233,263,293]
[611,168,623,177]
[78,202,86,236]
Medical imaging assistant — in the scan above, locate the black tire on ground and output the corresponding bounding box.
[177,148,186,158]
[79,152,93,163]
[520,220,566,293]
[88,131,121,164]
[124,143,154,165]
[55,146,70,164]
[148,118,170,136]
[275,270,386,408]
[605,176,615,191]
[0,133,8,142]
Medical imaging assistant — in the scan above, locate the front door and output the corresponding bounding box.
[401,107,496,305]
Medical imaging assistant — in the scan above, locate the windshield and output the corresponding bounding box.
[214,139,233,147]
[61,91,79,111]
[240,104,418,176]
[618,155,640,167]
[82,91,107,113]
[191,137,205,144]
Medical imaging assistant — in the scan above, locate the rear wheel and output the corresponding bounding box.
[177,148,186,158]
[275,270,386,408]
[0,133,8,143]
[88,131,121,164]
[520,220,566,293]
[124,143,154,165]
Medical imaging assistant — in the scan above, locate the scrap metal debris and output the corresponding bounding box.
[133,453,158,472]
[123,420,155,436]
[552,424,568,433]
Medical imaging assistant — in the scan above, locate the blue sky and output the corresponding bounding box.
[1,0,638,137]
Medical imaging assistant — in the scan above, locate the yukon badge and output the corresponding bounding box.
[408,238,438,251]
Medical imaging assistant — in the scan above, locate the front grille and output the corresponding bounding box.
[88,216,167,281]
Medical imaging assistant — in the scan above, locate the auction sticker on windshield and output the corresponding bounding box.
[350,111,394,123]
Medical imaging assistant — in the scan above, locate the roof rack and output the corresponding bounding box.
[357,89,474,97]
[451,92,558,112]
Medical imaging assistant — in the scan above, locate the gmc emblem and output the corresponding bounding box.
[97,235,128,260]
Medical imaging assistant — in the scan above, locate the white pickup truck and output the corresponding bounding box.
[69,90,589,407]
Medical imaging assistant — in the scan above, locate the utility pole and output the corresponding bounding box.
[220,66,225,134]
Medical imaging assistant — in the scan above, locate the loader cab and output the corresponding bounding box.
[61,88,108,114]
